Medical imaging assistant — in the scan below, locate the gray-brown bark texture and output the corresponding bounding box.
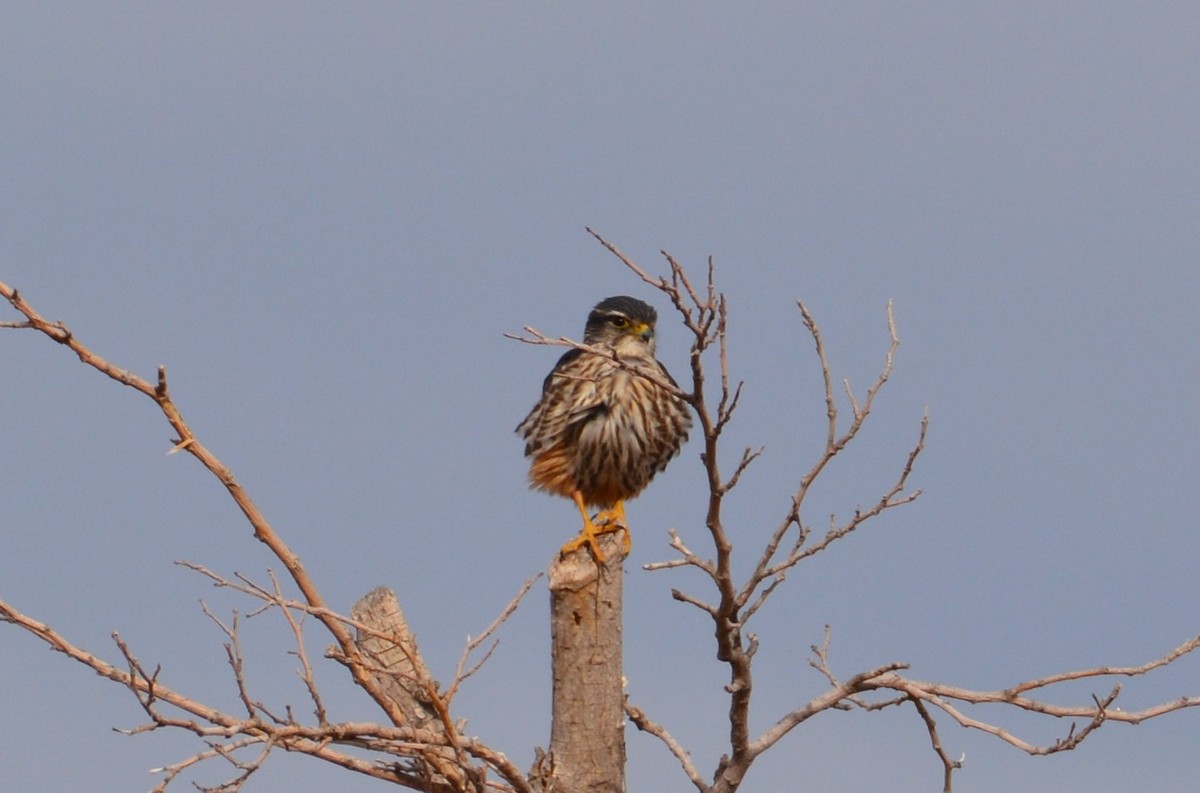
[546,530,627,793]
[352,587,466,791]
[352,587,437,726]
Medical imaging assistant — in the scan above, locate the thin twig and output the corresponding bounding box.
[266,569,328,725]
[446,573,542,703]
[504,325,692,402]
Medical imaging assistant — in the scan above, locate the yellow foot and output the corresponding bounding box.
[594,501,631,555]
[563,495,631,562]
[593,511,632,556]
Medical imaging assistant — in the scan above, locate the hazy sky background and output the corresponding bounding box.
[3,4,1198,792]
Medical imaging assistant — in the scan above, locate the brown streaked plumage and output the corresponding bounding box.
[516,295,692,561]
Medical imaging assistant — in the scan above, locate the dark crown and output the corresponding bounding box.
[587,295,657,327]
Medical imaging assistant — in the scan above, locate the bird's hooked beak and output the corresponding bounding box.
[632,322,653,342]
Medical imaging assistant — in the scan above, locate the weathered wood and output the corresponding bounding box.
[546,530,627,793]
[351,586,437,726]
[352,587,465,791]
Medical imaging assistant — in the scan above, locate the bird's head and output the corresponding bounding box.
[582,295,658,355]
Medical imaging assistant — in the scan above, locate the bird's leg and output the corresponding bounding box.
[593,500,632,554]
[561,492,627,562]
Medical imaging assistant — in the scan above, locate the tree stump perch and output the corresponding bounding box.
[352,532,629,793]
[545,529,628,793]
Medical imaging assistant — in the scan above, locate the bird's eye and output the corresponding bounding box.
[610,316,628,328]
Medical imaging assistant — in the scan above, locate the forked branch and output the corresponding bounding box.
[1,281,536,792]
[9,240,1199,793]
[0,280,408,728]
[584,245,1197,793]
[582,240,925,792]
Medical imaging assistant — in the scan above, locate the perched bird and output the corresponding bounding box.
[516,295,692,561]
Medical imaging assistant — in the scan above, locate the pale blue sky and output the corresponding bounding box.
[3,4,1199,792]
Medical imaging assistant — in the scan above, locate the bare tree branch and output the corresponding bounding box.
[1,593,542,791]
[572,242,1198,793]
[9,238,1200,793]
[575,239,929,793]
[447,573,542,703]
[267,569,327,725]
[1,282,543,792]
[1003,632,1200,697]
[625,703,707,793]
[910,697,962,793]
[147,737,266,793]
[0,280,408,729]
[746,661,912,760]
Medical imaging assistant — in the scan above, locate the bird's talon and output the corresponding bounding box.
[560,512,630,564]
[560,533,606,563]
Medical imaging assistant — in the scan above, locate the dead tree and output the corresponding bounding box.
[3,235,1200,793]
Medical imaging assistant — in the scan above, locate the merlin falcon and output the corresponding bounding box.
[516,295,692,561]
